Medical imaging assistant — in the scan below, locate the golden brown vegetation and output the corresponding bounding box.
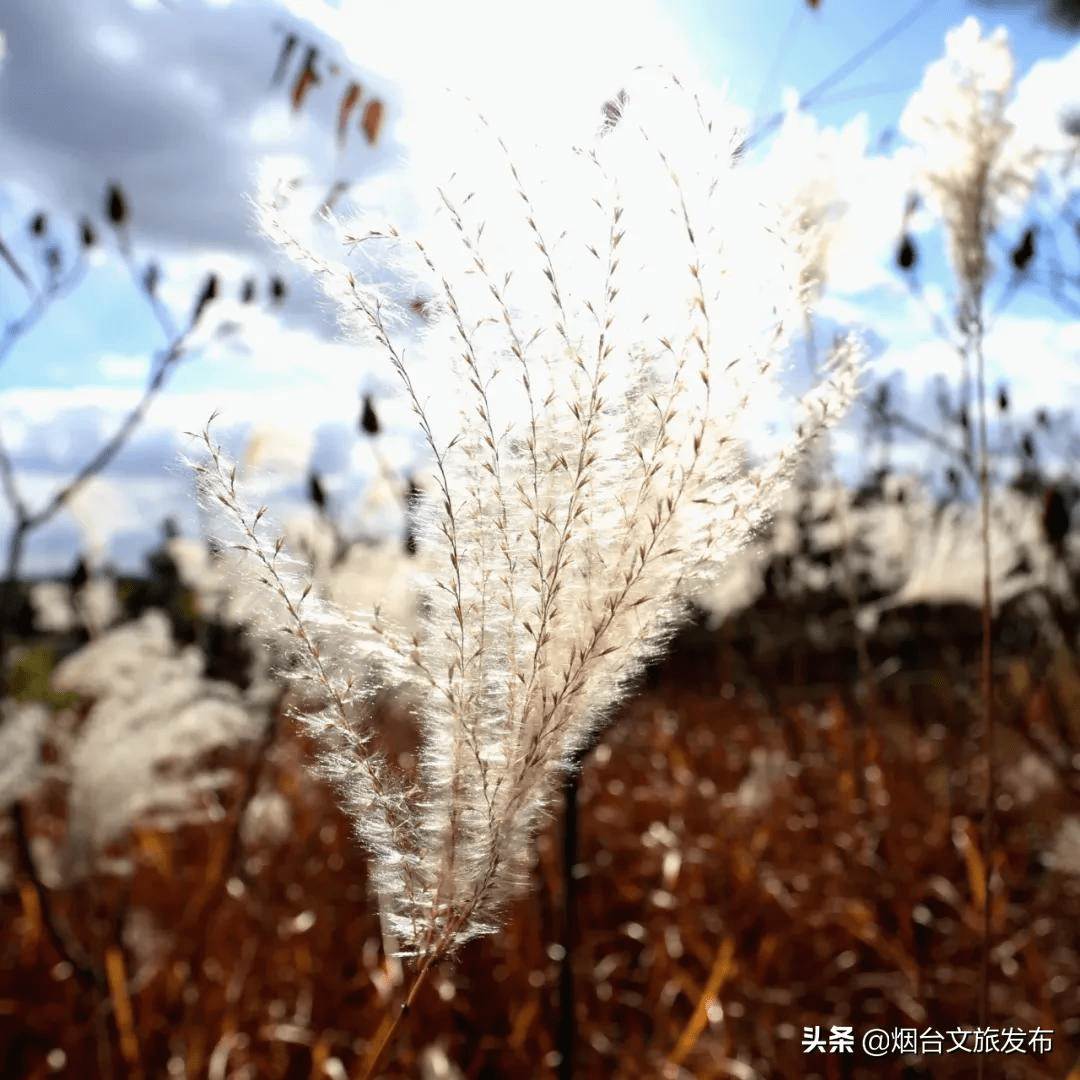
[4,606,1078,1079]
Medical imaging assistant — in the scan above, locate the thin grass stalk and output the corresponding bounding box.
[356,954,437,1080]
[973,301,995,1080]
[557,770,581,1080]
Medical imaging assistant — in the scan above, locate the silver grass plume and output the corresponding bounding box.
[194,69,860,960]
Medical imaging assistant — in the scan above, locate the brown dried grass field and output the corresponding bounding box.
[3,607,1078,1079]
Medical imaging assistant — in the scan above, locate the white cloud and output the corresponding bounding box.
[93,21,140,64]
[862,300,1080,419]
[98,352,150,383]
[1009,34,1080,175]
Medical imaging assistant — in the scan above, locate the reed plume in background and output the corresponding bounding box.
[192,69,859,965]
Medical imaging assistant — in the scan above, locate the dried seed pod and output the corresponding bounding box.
[106,183,127,227]
[896,233,916,271]
[1042,488,1069,556]
[79,218,96,248]
[308,471,326,511]
[291,46,320,111]
[69,556,89,593]
[29,212,47,237]
[360,394,380,436]
[240,277,256,303]
[1010,226,1036,272]
[269,276,287,303]
[192,272,219,324]
[271,31,298,88]
[337,81,362,147]
[361,99,384,145]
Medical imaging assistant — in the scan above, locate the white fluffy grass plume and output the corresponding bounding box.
[194,69,860,961]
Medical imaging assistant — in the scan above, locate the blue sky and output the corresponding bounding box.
[679,0,1073,137]
[0,0,1078,577]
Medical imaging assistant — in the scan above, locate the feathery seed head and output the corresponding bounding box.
[204,68,858,958]
[899,18,1041,307]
